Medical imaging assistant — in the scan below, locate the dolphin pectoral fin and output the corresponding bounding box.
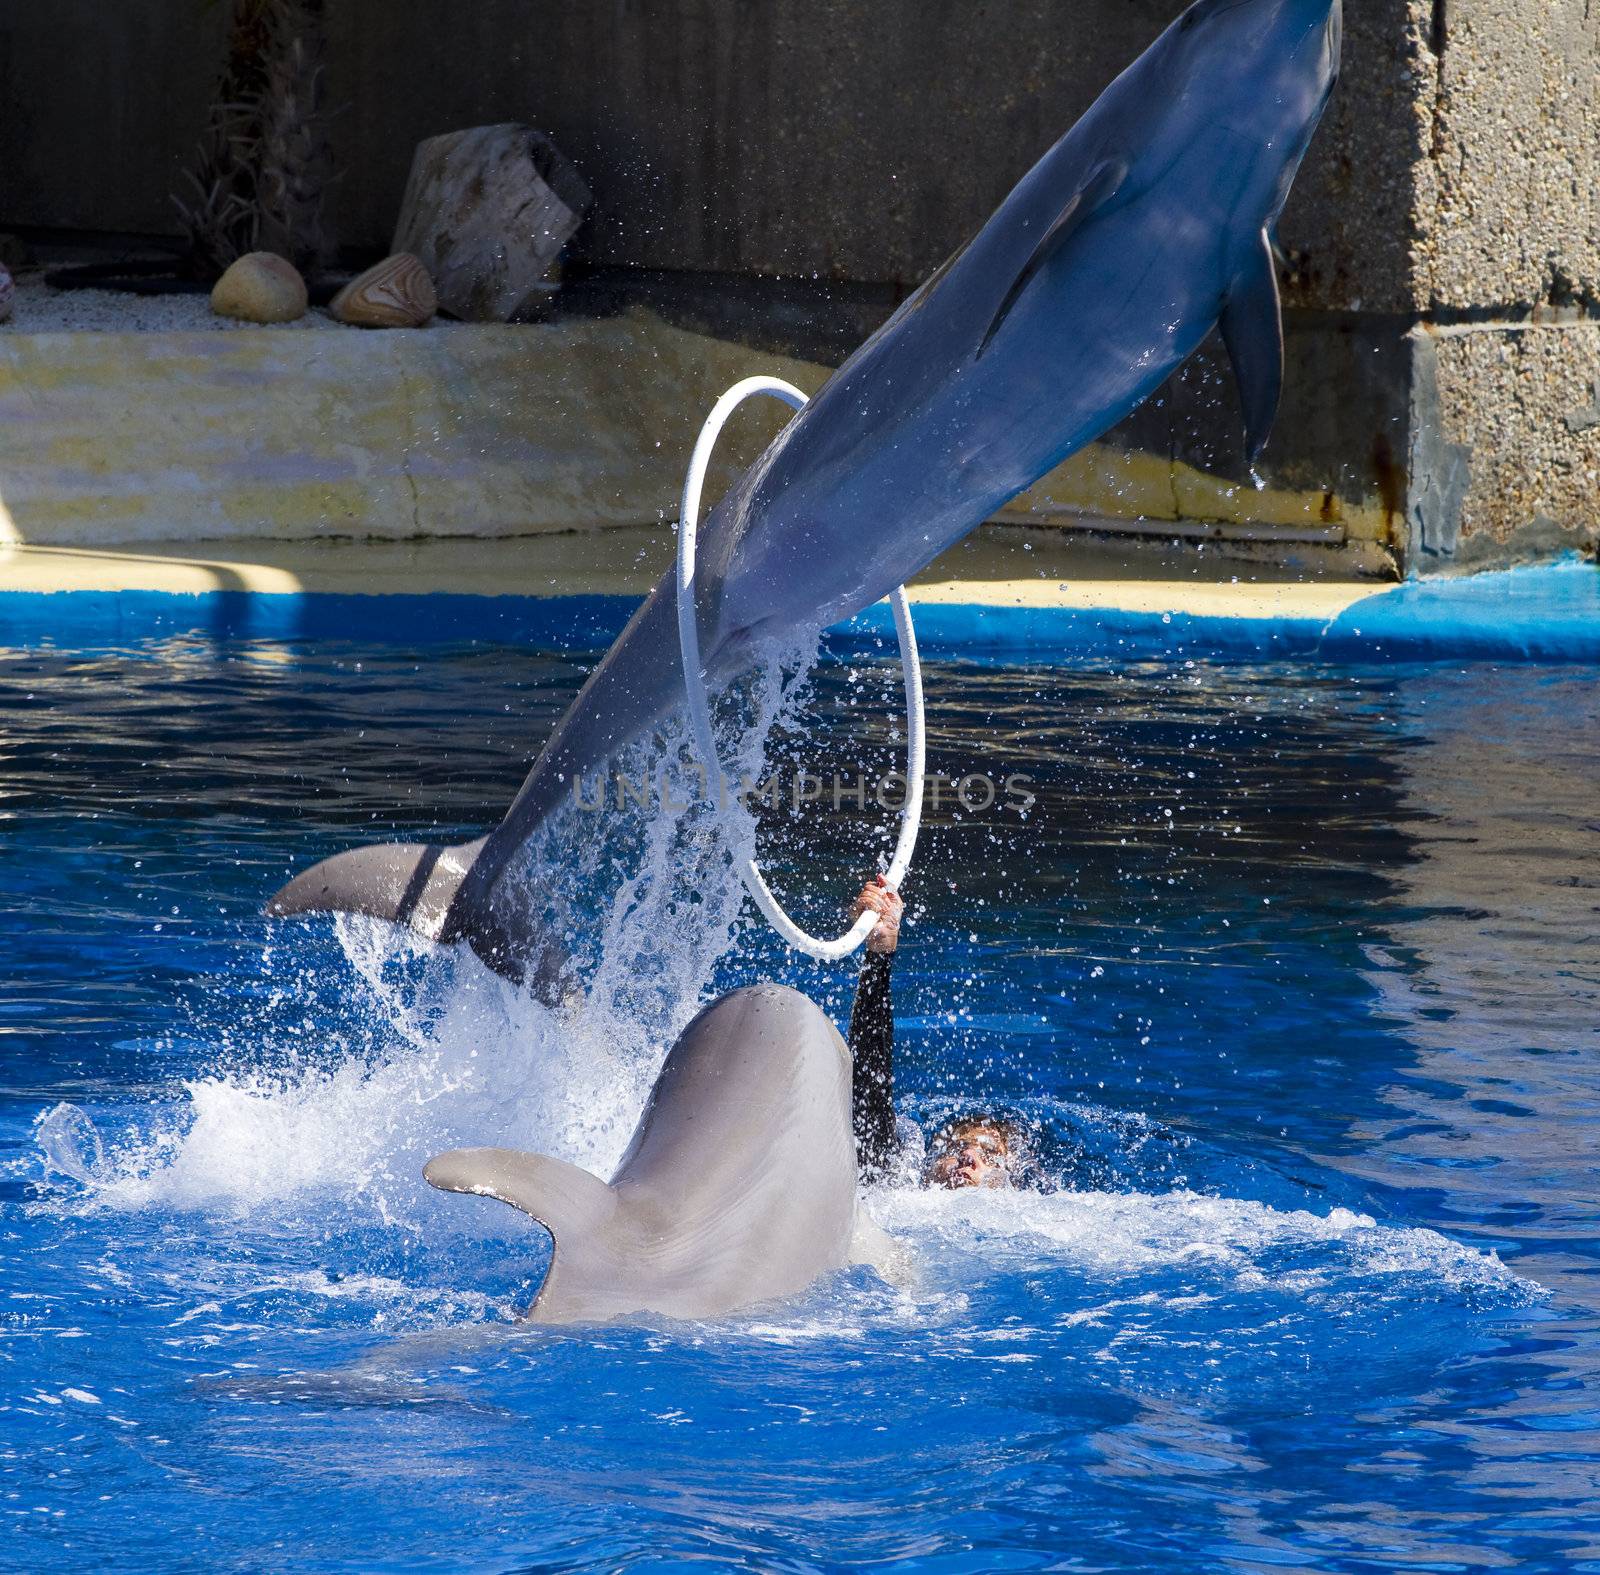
[849,1207,914,1287]
[424,1148,618,1237]
[977,158,1128,358]
[426,1149,623,1321]
[1219,229,1285,464]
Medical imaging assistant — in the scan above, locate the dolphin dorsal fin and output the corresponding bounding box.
[978,158,1129,358]
[1219,229,1284,464]
[424,1147,618,1239]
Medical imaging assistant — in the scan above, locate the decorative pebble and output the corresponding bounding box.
[328,253,437,328]
[0,265,13,324]
[210,252,307,324]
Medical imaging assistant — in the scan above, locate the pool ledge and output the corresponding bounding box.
[0,537,1594,663]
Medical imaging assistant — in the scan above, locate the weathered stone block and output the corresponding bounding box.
[1422,322,1600,567]
[1419,0,1600,314]
[1282,0,1600,320]
[391,124,591,322]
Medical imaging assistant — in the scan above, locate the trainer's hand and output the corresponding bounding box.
[850,876,903,955]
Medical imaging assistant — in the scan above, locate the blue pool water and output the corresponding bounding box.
[2,606,1598,1571]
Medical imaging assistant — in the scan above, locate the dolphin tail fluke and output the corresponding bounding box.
[266,838,484,938]
[267,837,569,996]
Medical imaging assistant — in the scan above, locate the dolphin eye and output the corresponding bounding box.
[1179,9,1200,30]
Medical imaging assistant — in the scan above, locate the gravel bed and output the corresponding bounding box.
[0,275,470,333]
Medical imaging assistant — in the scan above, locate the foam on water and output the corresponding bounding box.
[869,1183,1532,1300]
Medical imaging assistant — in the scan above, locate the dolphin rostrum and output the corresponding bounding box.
[425,983,895,1323]
[270,0,1341,979]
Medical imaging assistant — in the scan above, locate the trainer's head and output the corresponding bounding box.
[922,1113,1025,1190]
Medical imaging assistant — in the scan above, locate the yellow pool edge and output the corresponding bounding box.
[0,529,1376,626]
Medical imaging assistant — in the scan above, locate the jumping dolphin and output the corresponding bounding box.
[270,0,1342,979]
[424,983,895,1323]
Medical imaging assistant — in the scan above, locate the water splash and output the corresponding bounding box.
[23,628,1542,1328]
[35,1102,105,1187]
[34,631,823,1222]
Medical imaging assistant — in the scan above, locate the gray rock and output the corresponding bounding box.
[391,124,590,322]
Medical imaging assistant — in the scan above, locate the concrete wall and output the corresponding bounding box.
[1414,0,1600,316]
[3,1,1597,572]
[1399,0,1600,565]
[0,309,1393,575]
[0,4,224,242]
[0,3,1271,281]
[20,0,1596,312]
[1284,0,1600,318]
[0,314,822,546]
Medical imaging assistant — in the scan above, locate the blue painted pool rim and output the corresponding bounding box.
[1,559,1594,664]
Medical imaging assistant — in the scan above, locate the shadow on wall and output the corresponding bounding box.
[0,541,301,647]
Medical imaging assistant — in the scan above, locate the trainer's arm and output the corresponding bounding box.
[847,879,902,1181]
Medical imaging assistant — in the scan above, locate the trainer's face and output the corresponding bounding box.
[925,1122,1013,1189]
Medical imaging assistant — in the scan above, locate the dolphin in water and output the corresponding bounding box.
[270,0,1341,980]
[425,983,896,1322]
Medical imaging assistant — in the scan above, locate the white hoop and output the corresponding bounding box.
[676,375,925,962]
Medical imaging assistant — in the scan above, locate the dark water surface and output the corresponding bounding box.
[1,621,1597,1572]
